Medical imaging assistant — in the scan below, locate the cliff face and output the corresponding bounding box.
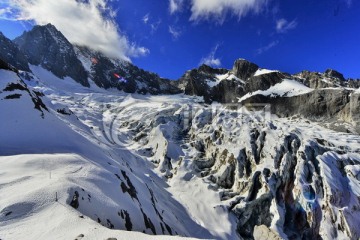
[241,89,360,134]
[0,32,30,72]
[13,24,89,87]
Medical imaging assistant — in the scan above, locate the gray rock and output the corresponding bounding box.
[242,89,360,133]
[177,64,246,103]
[232,59,259,80]
[14,24,89,87]
[76,45,180,94]
[253,225,282,240]
[0,32,30,71]
[233,193,273,239]
[324,69,345,81]
[245,72,285,92]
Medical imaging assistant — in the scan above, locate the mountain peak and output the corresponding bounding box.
[324,68,345,81]
[13,23,89,87]
[232,58,259,80]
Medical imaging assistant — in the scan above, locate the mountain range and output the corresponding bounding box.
[0,24,360,240]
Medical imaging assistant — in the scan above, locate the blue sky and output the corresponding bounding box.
[1,0,359,80]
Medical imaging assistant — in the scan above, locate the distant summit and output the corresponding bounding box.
[13,23,89,87]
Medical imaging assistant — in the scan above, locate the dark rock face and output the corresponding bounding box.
[198,64,228,75]
[324,69,345,81]
[296,71,336,88]
[296,70,360,89]
[234,193,273,239]
[243,89,360,133]
[0,58,18,72]
[348,93,360,133]
[242,89,340,118]
[76,46,180,94]
[13,24,89,87]
[348,79,360,88]
[212,79,245,103]
[70,191,80,209]
[0,32,30,72]
[245,72,285,92]
[178,64,245,103]
[232,59,259,80]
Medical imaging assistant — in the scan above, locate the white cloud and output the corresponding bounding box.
[256,40,278,55]
[169,0,184,14]
[3,0,148,61]
[168,26,182,39]
[189,0,268,23]
[142,13,150,24]
[0,6,15,20]
[200,44,221,67]
[276,18,297,33]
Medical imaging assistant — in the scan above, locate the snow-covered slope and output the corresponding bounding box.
[238,79,313,102]
[0,68,210,240]
[254,68,279,77]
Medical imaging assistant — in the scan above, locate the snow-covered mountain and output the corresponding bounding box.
[0,24,360,240]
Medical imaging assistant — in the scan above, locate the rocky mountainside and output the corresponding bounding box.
[0,32,30,72]
[4,24,179,94]
[13,24,89,87]
[74,45,179,94]
[175,58,360,134]
[0,24,360,240]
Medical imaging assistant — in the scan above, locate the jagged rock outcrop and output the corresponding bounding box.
[348,79,360,88]
[177,64,243,103]
[245,72,286,93]
[13,24,89,87]
[232,59,259,80]
[0,32,30,72]
[324,69,345,81]
[75,46,180,94]
[295,70,359,89]
[242,89,360,133]
[0,58,18,72]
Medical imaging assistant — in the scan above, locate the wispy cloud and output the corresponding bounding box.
[1,0,148,61]
[189,0,268,23]
[276,18,297,33]
[200,44,221,67]
[256,40,279,55]
[0,7,11,18]
[168,25,182,40]
[142,13,150,24]
[169,0,184,14]
[150,19,162,33]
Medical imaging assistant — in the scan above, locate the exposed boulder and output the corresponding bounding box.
[253,225,282,240]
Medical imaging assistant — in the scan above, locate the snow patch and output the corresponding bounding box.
[238,79,313,102]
